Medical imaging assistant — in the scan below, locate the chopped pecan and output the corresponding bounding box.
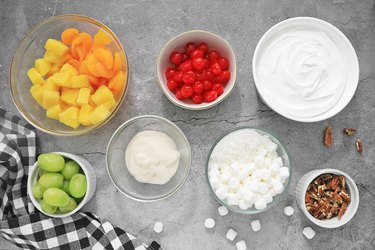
[324,126,332,147]
[338,202,348,220]
[343,128,356,136]
[355,139,363,153]
[339,191,351,202]
[339,176,346,190]
[321,174,333,181]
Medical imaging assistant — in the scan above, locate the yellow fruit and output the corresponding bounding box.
[44,51,64,64]
[77,88,91,105]
[60,63,78,76]
[88,105,110,124]
[46,104,61,120]
[30,85,43,106]
[59,107,79,128]
[103,97,117,110]
[71,75,89,88]
[44,39,69,56]
[51,72,71,87]
[47,63,61,77]
[27,68,44,85]
[94,30,111,45]
[61,88,79,106]
[91,85,113,106]
[79,105,94,125]
[43,78,59,91]
[42,89,60,109]
[35,58,51,76]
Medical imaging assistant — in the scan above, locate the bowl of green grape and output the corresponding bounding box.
[28,152,96,217]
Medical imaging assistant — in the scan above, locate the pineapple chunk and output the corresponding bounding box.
[30,85,43,106]
[43,78,59,91]
[103,97,117,110]
[60,63,78,76]
[71,75,89,88]
[46,104,61,120]
[44,39,69,56]
[27,68,44,85]
[77,88,91,105]
[88,105,110,124]
[59,107,79,128]
[61,88,79,106]
[35,58,51,76]
[42,89,60,109]
[44,51,64,64]
[79,105,94,126]
[47,63,61,77]
[91,86,114,106]
[51,72,71,87]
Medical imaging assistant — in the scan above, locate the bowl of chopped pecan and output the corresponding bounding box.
[296,169,359,228]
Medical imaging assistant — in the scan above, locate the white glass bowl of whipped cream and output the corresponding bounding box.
[106,115,191,201]
[206,127,291,214]
[253,17,359,122]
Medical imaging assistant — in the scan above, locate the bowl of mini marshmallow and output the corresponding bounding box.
[206,127,291,214]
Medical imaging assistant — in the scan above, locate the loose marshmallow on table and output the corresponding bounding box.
[251,220,261,232]
[303,227,315,239]
[226,228,237,241]
[204,218,215,229]
[218,206,229,216]
[284,206,294,216]
[236,240,247,250]
[153,222,163,233]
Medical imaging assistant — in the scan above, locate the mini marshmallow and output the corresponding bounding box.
[154,222,163,233]
[272,180,284,194]
[264,157,273,167]
[228,177,240,190]
[273,157,283,167]
[247,180,259,193]
[303,227,315,240]
[257,148,267,157]
[254,198,267,210]
[236,240,247,250]
[251,220,261,232]
[220,170,231,183]
[246,163,256,174]
[215,186,229,200]
[204,218,215,229]
[229,163,240,176]
[251,169,264,181]
[209,167,220,178]
[267,142,277,153]
[261,169,272,182]
[284,206,294,216]
[257,182,269,195]
[227,193,239,205]
[238,199,250,210]
[263,193,273,204]
[238,168,250,180]
[226,228,237,241]
[242,189,255,203]
[254,154,265,168]
[218,206,229,216]
[209,176,221,190]
[279,167,290,179]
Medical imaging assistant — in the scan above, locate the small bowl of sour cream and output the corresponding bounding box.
[106,115,191,202]
[253,17,359,122]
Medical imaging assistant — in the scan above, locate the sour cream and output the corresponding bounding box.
[125,131,180,185]
[256,29,347,119]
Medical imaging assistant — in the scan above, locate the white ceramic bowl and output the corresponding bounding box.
[156,30,237,110]
[28,152,97,218]
[296,169,359,228]
[253,17,359,122]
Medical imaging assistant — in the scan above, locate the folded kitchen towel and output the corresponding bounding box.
[0,108,160,250]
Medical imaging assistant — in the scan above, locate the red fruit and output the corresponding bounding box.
[192,94,203,104]
[205,70,214,80]
[218,57,229,70]
[165,67,175,80]
[220,70,231,83]
[179,60,193,72]
[181,84,194,98]
[182,52,189,62]
[203,80,212,91]
[197,43,208,54]
[211,62,222,75]
[208,50,221,61]
[170,51,183,65]
[173,70,183,83]
[190,49,204,59]
[192,57,206,70]
[204,90,218,102]
[175,89,184,100]
[212,83,224,96]
[193,81,204,94]
[196,71,206,81]
[185,42,196,55]
[167,80,178,91]
[182,71,196,84]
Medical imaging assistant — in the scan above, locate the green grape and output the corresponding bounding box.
[38,173,64,189]
[69,174,87,198]
[32,182,46,199]
[58,197,77,213]
[43,188,70,207]
[61,180,70,195]
[41,199,57,214]
[37,153,65,172]
[38,169,48,177]
[61,161,80,180]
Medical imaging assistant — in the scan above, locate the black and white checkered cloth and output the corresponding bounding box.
[0,108,160,250]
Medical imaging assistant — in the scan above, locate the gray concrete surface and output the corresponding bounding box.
[1,0,375,249]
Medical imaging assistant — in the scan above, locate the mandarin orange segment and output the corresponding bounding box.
[94,30,111,45]
[87,54,101,77]
[93,48,113,70]
[61,28,79,45]
[112,52,122,73]
[108,71,125,93]
[96,62,113,78]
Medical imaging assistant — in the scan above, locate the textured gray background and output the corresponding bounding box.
[1,0,375,249]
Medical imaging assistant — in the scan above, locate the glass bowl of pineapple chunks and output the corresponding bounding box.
[10,15,128,136]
